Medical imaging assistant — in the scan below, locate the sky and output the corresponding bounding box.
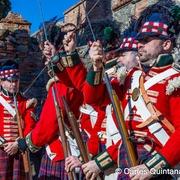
[10,0,79,35]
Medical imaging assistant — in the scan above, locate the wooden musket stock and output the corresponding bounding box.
[14,98,32,180]
[104,72,136,167]
[62,95,89,163]
[52,88,76,180]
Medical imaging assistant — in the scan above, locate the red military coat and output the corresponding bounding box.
[56,60,94,135]
[84,63,180,167]
[29,69,84,162]
[0,90,36,142]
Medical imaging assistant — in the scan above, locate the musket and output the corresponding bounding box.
[13,95,32,180]
[62,96,102,180]
[52,87,77,180]
[62,95,89,163]
[104,72,137,167]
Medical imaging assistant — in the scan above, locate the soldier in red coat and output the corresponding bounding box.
[82,1,180,180]
[65,24,139,180]
[0,59,37,179]
[17,26,89,179]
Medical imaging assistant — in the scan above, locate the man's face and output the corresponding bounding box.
[1,79,20,94]
[117,51,139,70]
[138,36,164,66]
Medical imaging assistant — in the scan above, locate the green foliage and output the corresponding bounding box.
[0,0,11,19]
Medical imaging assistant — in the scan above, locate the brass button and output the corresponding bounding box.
[132,87,140,101]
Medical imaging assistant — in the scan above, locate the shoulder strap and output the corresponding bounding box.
[0,96,16,117]
[138,75,175,133]
[144,68,178,90]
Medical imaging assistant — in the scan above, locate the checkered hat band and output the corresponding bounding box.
[120,37,138,49]
[0,69,20,79]
[139,22,168,36]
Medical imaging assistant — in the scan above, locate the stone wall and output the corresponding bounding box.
[64,0,180,47]
[64,0,112,29]
[73,0,180,65]
[0,11,31,34]
[0,12,49,107]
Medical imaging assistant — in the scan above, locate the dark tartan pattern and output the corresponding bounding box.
[38,152,84,180]
[81,129,89,142]
[0,149,26,180]
[38,130,88,180]
[117,146,173,180]
[98,142,106,154]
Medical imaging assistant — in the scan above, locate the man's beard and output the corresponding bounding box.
[139,52,157,67]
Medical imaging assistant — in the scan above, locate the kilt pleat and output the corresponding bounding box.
[38,130,88,179]
[0,149,26,180]
[38,152,84,180]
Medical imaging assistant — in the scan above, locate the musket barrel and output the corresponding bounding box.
[14,99,32,180]
[52,88,75,180]
[62,96,89,163]
[104,72,136,167]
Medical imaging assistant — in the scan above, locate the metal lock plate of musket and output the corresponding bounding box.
[132,87,140,101]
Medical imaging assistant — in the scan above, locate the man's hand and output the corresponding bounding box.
[82,160,101,180]
[3,141,18,155]
[43,40,57,60]
[63,32,76,54]
[65,155,82,172]
[129,164,153,180]
[89,40,104,71]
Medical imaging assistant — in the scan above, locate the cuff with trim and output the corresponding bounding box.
[16,137,27,152]
[86,66,103,86]
[25,132,41,153]
[94,150,115,171]
[48,61,64,77]
[61,51,81,67]
[145,152,170,177]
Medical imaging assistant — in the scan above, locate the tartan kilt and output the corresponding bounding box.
[117,146,173,180]
[38,150,84,180]
[98,142,106,154]
[0,149,26,180]
[38,130,88,179]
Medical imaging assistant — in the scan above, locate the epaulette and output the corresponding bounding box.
[166,76,180,96]
[26,98,37,109]
[46,76,59,91]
